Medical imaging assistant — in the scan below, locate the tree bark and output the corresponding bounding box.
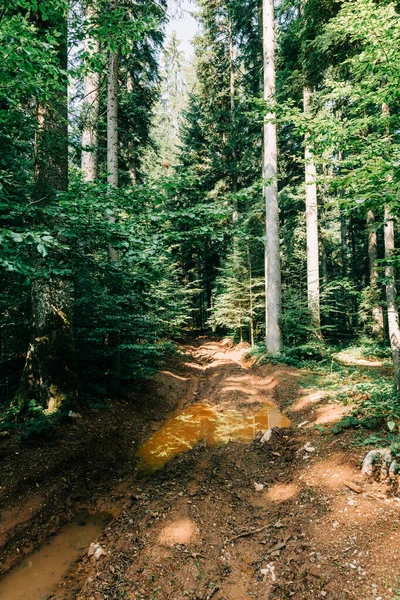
[229,18,238,213]
[303,87,321,335]
[107,0,119,262]
[384,207,400,391]
[18,8,75,411]
[107,14,119,191]
[247,245,255,347]
[81,2,100,181]
[107,0,120,381]
[126,72,137,184]
[367,209,384,338]
[263,0,282,353]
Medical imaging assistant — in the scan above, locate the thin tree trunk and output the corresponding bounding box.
[107,0,119,261]
[229,18,238,218]
[340,212,347,275]
[107,20,119,190]
[107,0,120,380]
[320,236,328,285]
[18,9,75,411]
[126,73,137,184]
[338,152,347,277]
[81,3,99,181]
[303,88,321,335]
[247,245,255,347]
[263,0,282,353]
[384,207,400,390]
[367,209,384,338]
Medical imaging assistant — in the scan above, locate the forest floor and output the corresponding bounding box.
[1,339,400,600]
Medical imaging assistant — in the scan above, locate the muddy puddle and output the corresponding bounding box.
[137,402,290,470]
[0,512,111,600]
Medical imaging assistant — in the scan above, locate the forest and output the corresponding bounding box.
[1,0,400,598]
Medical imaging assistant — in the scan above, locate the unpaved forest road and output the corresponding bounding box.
[1,340,400,600]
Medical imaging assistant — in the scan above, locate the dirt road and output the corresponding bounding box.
[1,340,400,600]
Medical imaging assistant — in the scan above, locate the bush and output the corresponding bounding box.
[249,341,332,368]
[333,381,400,433]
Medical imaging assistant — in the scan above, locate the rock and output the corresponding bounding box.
[304,442,316,453]
[260,430,272,444]
[361,449,393,477]
[68,410,82,419]
[389,459,398,477]
[88,543,106,560]
[254,483,264,492]
[261,563,276,582]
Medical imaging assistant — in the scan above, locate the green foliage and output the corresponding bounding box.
[333,380,400,433]
[250,340,331,368]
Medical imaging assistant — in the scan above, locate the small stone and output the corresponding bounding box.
[68,410,82,419]
[260,430,272,444]
[88,543,106,560]
[254,483,264,492]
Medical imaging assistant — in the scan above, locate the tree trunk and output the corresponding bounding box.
[340,212,347,275]
[384,207,400,391]
[107,14,119,191]
[367,209,384,338]
[263,0,282,353]
[107,0,119,262]
[229,17,238,216]
[81,2,100,181]
[303,87,321,335]
[247,245,255,347]
[126,72,137,184]
[107,0,121,381]
[18,8,75,411]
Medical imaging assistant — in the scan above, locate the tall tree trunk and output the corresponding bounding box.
[367,209,384,338]
[126,73,137,184]
[382,102,400,389]
[340,212,347,275]
[263,0,282,353]
[247,245,255,347]
[107,0,120,381]
[229,18,238,213]
[107,0,119,261]
[81,2,99,181]
[107,12,119,191]
[303,87,321,335]
[18,8,75,411]
[384,207,400,391]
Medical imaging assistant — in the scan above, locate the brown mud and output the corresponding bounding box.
[0,340,399,600]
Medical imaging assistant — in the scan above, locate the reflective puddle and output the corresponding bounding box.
[137,402,290,470]
[0,512,111,600]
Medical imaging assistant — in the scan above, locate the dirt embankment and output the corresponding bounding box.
[1,340,400,600]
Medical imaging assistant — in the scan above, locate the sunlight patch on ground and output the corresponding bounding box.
[158,519,199,547]
[311,404,352,425]
[265,482,300,503]
[299,453,360,490]
[291,390,330,412]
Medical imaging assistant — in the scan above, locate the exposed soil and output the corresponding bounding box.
[1,340,400,600]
